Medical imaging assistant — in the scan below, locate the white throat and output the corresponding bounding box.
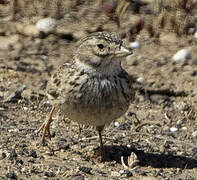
[74,58,122,76]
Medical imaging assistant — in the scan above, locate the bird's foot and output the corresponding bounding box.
[35,106,55,145]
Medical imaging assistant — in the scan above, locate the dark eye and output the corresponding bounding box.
[97,44,104,49]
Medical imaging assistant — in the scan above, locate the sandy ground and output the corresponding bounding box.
[0,0,197,179]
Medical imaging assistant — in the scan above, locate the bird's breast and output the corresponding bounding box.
[60,72,132,126]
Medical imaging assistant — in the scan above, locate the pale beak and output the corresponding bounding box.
[115,46,132,57]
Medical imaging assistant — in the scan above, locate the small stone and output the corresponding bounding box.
[194,31,197,38]
[192,131,197,138]
[36,18,57,34]
[23,107,28,111]
[170,127,178,133]
[127,144,131,148]
[176,120,183,127]
[119,170,125,175]
[114,122,120,127]
[172,49,191,63]
[129,41,140,49]
[188,27,196,34]
[41,55,48,60]
[181,127,187,131]
[136,77,144,84]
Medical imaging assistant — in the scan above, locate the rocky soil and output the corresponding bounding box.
[0,0,197,179]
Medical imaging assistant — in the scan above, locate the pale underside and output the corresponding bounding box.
[47,61,132,127]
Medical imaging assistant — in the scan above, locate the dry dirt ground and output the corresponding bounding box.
[0,1,197,179]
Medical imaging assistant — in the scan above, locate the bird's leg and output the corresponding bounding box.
[36,106,55,144]
[96,126,105,161]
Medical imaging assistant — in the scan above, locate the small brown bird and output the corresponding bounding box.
[37,32,133,160]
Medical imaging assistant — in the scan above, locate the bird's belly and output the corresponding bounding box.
[60,101,129,127]
[60,77,131,127]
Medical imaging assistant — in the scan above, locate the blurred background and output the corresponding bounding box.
[0,0,197,179]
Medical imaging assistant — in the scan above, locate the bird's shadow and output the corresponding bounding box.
[101,145,197,169]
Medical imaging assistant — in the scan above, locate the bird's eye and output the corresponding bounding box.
[97,44,104,49]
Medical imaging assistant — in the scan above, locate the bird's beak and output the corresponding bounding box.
[114,46,132,57]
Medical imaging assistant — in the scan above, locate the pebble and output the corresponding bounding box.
[127,144,131,148]
[23,107,28,111]
[114,122,120,127]
[188,27,196,34]
[181,127,187,131]
[129,41,140,49]
[36,18,57,33]
[136,77,144,84]
[172,49,191,63]
[194,31,197,38]
[41,55,48,60]
[170,127,178,133]
[176,120,183,128]
[192,131,197,138]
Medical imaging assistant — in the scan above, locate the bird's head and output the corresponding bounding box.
[75,32,132,75]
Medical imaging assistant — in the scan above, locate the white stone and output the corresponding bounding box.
[188,27,195,34]
[194,31,197,38]
[127,144,131,148]
[192,131,197,138]
[181,127,187,131]
[176,120,183,126]
[119,170,125,175]
[129,41,140,49]
[136,77,144,84]
[41,55,48,60]
[23,107,28,111]
[170,127,178,132]
[114,122,120,127]
[36,18,57,33]
[172,49,191,63]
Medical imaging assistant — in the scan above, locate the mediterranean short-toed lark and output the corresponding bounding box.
[37,32,133,160]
